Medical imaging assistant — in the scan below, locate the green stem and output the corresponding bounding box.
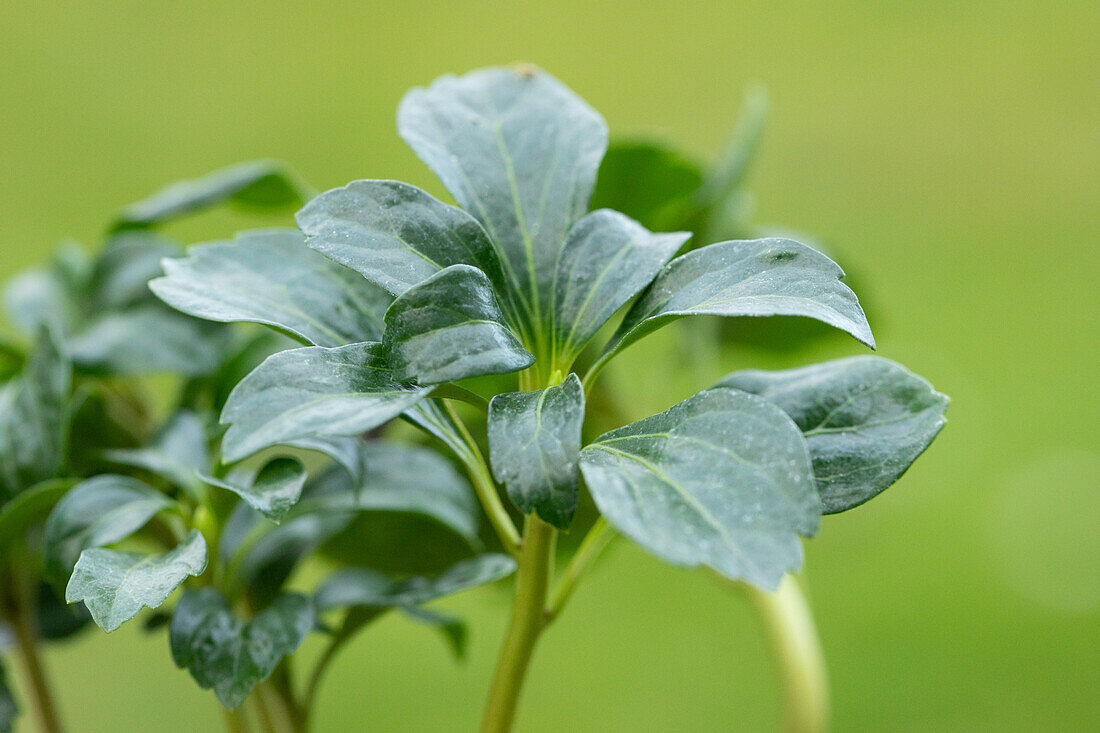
[442,401,520,555]
[4,553,64,733]
[480,516,556,733]
[544,517,616,624]
[222,706,252,733]
[739,575,829,733]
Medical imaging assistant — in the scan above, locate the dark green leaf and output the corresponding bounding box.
[0,329,71,500]
[0,479,72,548]
[219,342,431,462]
[591,142,703,231]
[400,606,467,660]
[297,180,508,305]
[43,475,175,585]
[579,387,821,589]
[102,410,209,497]
[112,160,307,231]
[605,239,875,361]
[314,554,515,610]
[552,210,689,365]
[32,582,92,641]
[397,66,608,331]
[717,356,949,513]
[488,374,584,529]
[382,265,533,384]
[151,229,390,346]
[170,588,314,710]
[203,457,307,523]
[0,659,16,733]
[66,529,207,632]
[67,302,230,376]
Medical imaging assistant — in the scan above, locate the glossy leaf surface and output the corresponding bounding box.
[203,457,307,523]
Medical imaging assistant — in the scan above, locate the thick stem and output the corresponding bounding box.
[480,516,555,733]
[741,575,829,733]
[4,556,64,733]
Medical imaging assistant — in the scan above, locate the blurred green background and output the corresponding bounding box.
[2,1,1097,731]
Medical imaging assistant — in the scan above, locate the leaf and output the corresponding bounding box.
[579,387,821,589]
[43,475,175,585]
[488,373,584,529]
[552,210,690,364]
[716,356,949,513]
[220,342,431,462]
[590,141,703,232]
[66,529,207,632]
[151,229,391,347]
[202,457,307,523]
[605,238,875,361]
[397,66,608,332]
[381,265,533,385]
[400,606,468,660]
[314,554,515,610]
[2,243,89,338]
[0,329,71,500]
[102,410,209,497]
[170,589,314,710]
[88,231,184,310]
[67,302,230,376]
[297,179,507,304]
[112,160,307,231]
[0,660,16,733]
[0,479,72,548]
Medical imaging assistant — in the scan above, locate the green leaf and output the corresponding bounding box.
[579,387,821,589]
[67,302,229,376]
[488,373,584,529]
[0,661,15,733]
[605,238,875,361]
[381,265,533,385]
[88,231,184,310]
[397,66,608,333]
[112,160,307,231]
[297,179,507,304]
[552,210,689,365]
[400,606,468,660]
[2,243,89,338]
[315,553,515,611]
[219,342,431,462]
[0,479,73,548]
[151,229,390,346]
[203,457,307,523]
[716,356,949,513]
[102,410,209,497]
[66,529,207,632]
[43,475,175,585]
[590,141,703,232]
[0,329,71,500]
[170,588,314,710]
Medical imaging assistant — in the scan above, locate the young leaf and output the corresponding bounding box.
[381,265,533,385]
[66,302,229,376]
[591,142,704,232]
[297,180,508,303]
[65,529,207,633]
[0,330,71,500]
[579,388,821,589]
[0,660,16,733]
[397,66,608,328]
[315,554,516,611]
[604,238,875,361]
[43,475,175,584]
[202,457,307,523]
[488,374,585,529]
[219,342,431,462]
[150,229,391,346]
[102,410,209,498]
[111,160,307,231]
[716,356,949,513]
[552,210,689,365]
[170,588,314,710]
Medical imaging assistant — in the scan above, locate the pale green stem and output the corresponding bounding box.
[442,401,520,555]
[544,517,616,624]
[735,574,830,733]
[480,516,556,733]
